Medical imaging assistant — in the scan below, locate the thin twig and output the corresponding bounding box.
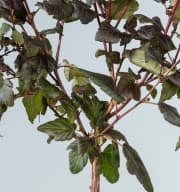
[76,114,88,136]
[173,43,180,64]
[164,0,180,35]
[93,3,101,26]
[108,97,131,118]
[139,72,150,86]
[106,0,112,20]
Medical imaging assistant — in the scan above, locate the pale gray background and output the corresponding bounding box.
[0,1,180,192]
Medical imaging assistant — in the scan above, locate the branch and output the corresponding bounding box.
[164,0,180,35]
[76,113,88,136]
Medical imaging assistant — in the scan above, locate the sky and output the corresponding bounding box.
[0,1,180,192]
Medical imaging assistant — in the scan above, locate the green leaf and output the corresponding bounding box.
[158,102,180,127]
[77,137,94,155]
[100,144,120,183]
[43,54,56,72]
[0,23,11,36]
[17,56,47,94]
[126,46,175,76]
[0,79,14,106]
[11,29,24,45]
[39,77,61,99]
[146,84,157,99]
[175,136,180,151]
[106,51,121,65]
[160,80,177,102]
[38,117,76,141]
[63,60,76,81]
[78,68,124,102]
[144,42,163,63]
[37,0,74,20]
[72,84,97,95]
[74,0,96,24]
[95,21,121,44]
[73,95,108,129]
[105,129,127,142]
[123,143,153,192]
[110,0,139,20]
[95,49,120,65]
[67,140,88,174]
[23,91,47,123]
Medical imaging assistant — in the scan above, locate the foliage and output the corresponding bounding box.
[0,0,179,192]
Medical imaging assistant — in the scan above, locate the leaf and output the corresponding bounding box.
[36,0,74,20]
[11,29,24,45]
[67,140,88,174]
[78,68,124,102]
[0,79,14,106]
[105,129,127,142]
[0,23,11,36]
[73,95,108,129]
[168,71,180,86]
[126,46,175,76]
[124,15,137,33]
[137,25,158,40]
[72,84,96,95]
[100,144,120,183]
[17,56,47,93]
[175,136,180,151]
[119,32,132,45]
[117,73,141,100]
[0,0,27,23]
[123,143,153,192]
[95,50,120,65]
[144,42,163,63]
[152,17,164,31]
[146,84,157,99]
[74,0,96,24]
[160,80,177,102]
[43,54,56,72]
[158,102,180,127]
[95,21,121,44]
[22,35,42,58]
[23,91,47,123]
[77,137,94,155]
[38,117,76,141]
[156,34,176,52]
[39,77,61,99]
[110,0,139,20]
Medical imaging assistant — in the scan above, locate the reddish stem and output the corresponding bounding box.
[164,0,180,35]
[106,0,112,20]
